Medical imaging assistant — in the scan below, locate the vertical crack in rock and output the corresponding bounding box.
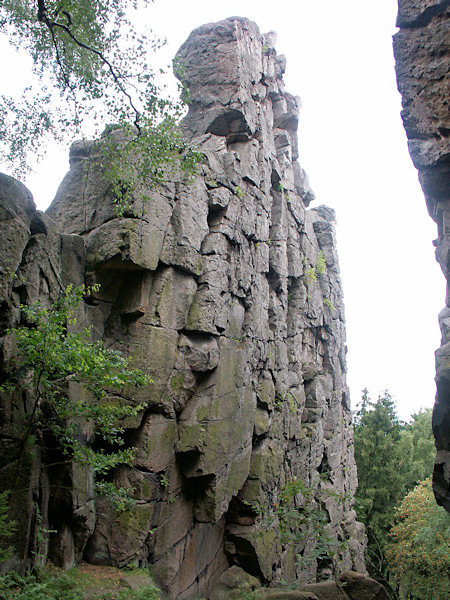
[394,0,450,512]
[0,17,365,598]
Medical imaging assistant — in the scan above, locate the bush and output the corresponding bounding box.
[0,569,164,600]
[0,490,16,562]
[386,478,450,599]
[3,284,149,510]
[0,571,82,600]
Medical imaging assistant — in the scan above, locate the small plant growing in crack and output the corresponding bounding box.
[236,185,245,199]
[323,297,335,311]
[316,250,327,275]
[304,267,317,286]
[159,474,169,488]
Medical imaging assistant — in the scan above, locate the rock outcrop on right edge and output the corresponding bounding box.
[393,0,450,511]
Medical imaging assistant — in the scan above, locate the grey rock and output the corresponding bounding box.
[339,570,390,600]
[0,15,364,599]
[298,581,350,600]
[396,0,450,27]
[394,0,450,511]
[209,565,260,600]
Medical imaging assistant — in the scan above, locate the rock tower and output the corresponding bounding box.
[0,18,365,598]
[394,0,450,512]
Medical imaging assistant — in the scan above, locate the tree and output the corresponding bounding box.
[0,1,201,212]
[400,408,435,491]
[353,391,436,587]
[353,389,406,576]
[386,478,450,600]
[2,284,148,510]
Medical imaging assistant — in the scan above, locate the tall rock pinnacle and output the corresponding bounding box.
[1,17,365,598]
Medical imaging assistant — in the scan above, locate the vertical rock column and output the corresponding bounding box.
[42,16,365,598]
[394,0,450,511]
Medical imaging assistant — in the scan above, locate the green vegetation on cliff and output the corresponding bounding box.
[0,564,164,600]
[2,284,148,510]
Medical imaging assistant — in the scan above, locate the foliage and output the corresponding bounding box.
[3,284,148,507]
[304,267,317,286]
[0,491,16,562]
[0,567,165,600]
[101,585,163,600]
[400,408,435,491]
[99,114,202,217]
[354,390,404,543]
[323,297,335,311]
[316,251,327,275]
[256,477,349,577]
[236,185,245,200]
[0,1,201,213]
[386,478,450,600]
[94,481,137,512]
[279,478,346,570]
[0,570,82,600]
[353,391,435,583]
[353,389,406,580]
[159,474,169,488]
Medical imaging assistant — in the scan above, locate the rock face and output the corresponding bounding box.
[208,567,390,600]
[393,0,450,511]
[0,17,365,598]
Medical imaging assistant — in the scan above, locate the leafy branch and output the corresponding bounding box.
[0,0,203,203]
[251,476,350,580]
[2,283,149,508]
[36,0,142,131]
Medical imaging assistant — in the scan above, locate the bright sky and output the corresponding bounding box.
[0,1,443,419]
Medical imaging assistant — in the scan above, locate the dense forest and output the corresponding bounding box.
[353,391,449,599]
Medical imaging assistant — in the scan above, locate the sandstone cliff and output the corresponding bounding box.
[0,18,365,598]
[394,0,450,511]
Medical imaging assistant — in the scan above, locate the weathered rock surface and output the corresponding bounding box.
[339,570,391,600]
[394,0,450,511]
[0,17,364,598]
[208,567,389,600]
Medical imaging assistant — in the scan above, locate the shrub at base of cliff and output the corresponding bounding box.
[0,491,16,562]
[386,478,450,600]
[250,476,351,585]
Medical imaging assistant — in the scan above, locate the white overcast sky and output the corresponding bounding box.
[0,0,444,419]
